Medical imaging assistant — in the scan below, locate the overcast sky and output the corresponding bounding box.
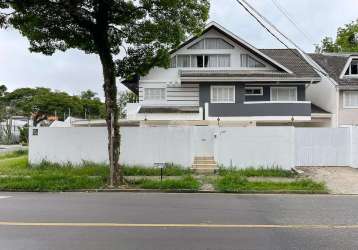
[0,0,357,99]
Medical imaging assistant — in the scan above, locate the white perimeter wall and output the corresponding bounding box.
[29,127,109,165]
[120,127,194,167]
[295,128,351,166]
[214,127,294,169]
[29,127,358,169]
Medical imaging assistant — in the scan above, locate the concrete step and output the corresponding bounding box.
[192,163,217,168]
[193,160,217,164]
[194,156,215,161]
[191,167,218,174]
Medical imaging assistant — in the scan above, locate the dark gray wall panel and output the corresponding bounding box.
[209,102,311,117]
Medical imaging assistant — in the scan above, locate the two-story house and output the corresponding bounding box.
[123,22,329,126]
[307,53,358,127]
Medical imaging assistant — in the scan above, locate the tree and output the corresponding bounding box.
[3,87,105,125]
[319,19,358,53]
[79,90,106,119]
[1,1,209,186]
[118,91,138,119]
[0,84,7,121]
[0,84,6,97]
[81,90,98,100]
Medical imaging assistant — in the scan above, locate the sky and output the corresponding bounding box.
[0,0,357,99]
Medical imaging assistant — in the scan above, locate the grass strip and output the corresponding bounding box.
[218,166,296,178]
[0,150,28,160]
[132,176,200,191]
[123,165,191,176]
[215,174,326,193]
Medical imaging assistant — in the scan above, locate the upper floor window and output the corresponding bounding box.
[211,85,235,103]
[245,87,263,96]
[343,91,358,108]
[345,59,358,76]
[170,54,230,68]
[241,54,265,68]
[271,87,297,101]
[144,88,166,101]
[188,38,234,50]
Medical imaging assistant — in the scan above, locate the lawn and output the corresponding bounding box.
[131,176,200,191]
[215,174,326,193]
[0,150,108,191]
[218,166,296,177]
[0,151,196,191]
[0,151,325,193]
[123,165,191,176]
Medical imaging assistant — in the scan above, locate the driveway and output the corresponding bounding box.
[298,167,358,194]
[0,145,26,154]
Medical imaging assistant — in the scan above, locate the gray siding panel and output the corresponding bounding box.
[209,103,311,117]
[200,83,309,117]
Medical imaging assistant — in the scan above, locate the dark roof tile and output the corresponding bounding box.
[309,53,358,86]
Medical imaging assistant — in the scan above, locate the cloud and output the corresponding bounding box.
[0,0,357,98]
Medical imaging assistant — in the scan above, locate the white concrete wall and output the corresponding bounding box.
[214,127,294,169]
[120,127,194,167]
[29,127,109,165]
[29,126,358,169]
[351,128,358,168]
[295,128,351,166]
[306,76,338,127]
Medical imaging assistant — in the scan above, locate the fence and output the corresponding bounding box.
[29,126,358,169]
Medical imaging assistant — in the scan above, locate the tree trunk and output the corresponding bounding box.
[99,49,123,186]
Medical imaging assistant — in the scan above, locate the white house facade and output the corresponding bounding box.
[308,53,358,127]
[123,22,331,126]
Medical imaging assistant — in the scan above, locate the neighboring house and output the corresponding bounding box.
[307,53,358,127]
[123,22,330,126]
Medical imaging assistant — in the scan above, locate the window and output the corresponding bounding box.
[344,91,358,108]
[188,38,234,50]
[170,57,176,68]
[211,86,235,103]
[144,88,166,101]
[177,55,190,68]
[345,59,358,76]
[245,87,263,96]
[241,54,265,68]
[172,54,230,68]
[189,39,205,49]
[270,87,297,101]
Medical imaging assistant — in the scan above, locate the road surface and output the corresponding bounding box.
[0,192,357,249]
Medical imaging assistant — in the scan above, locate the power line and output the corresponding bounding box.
[270,0,315,46]
[234,0,330,78]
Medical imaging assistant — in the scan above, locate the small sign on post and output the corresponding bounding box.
[154,163,166,182]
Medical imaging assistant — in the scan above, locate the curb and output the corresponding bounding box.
[74,189,329,194]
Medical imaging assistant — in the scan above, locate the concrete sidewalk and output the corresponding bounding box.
[298,167,358,194]
[0,145,27,154]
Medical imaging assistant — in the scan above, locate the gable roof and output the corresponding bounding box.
[260,49,320,79]
[309,53,358,86]
[172,22,293,74]
[181,49,320,81]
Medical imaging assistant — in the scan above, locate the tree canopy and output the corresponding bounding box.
[0,0,210,185]
[1,87,105,125]
[319,19,358,53]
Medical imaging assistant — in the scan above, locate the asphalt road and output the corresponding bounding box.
[0,192,358,250]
